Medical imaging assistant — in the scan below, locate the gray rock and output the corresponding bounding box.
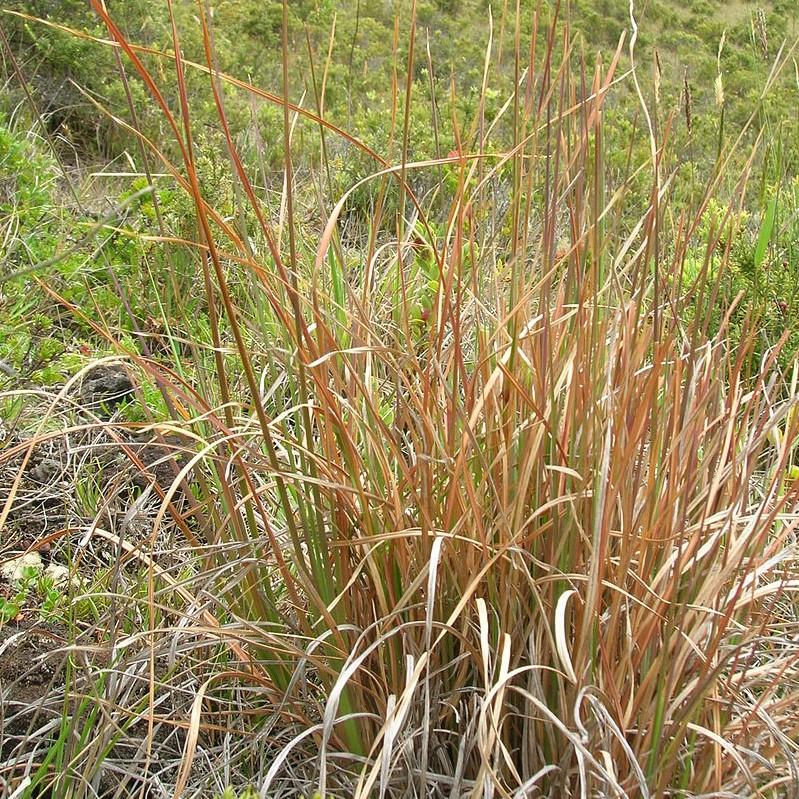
[27,458,61,484]
[78,365,135,416]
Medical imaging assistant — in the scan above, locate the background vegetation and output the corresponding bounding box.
[2,0,799,383]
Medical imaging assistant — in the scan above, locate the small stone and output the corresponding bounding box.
[28,458,61,484]
[43,563,71,586]
[1,552,43,585]
[78,365,135,416]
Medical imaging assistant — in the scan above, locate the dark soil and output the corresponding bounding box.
[0,365,201,797]
[0,620,68,793]
[1,363,195,554]
[0,621,159,799]
[0,620,66,707]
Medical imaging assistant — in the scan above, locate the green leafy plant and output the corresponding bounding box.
[0,564,69,624]
[215,787,259,799]
[0,565,37,623]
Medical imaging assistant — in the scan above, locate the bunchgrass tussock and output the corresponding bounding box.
[2,1,799,797]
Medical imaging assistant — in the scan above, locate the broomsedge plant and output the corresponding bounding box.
[3,1,799,797]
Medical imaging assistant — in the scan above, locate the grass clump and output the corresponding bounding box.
[1,1,799,798]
